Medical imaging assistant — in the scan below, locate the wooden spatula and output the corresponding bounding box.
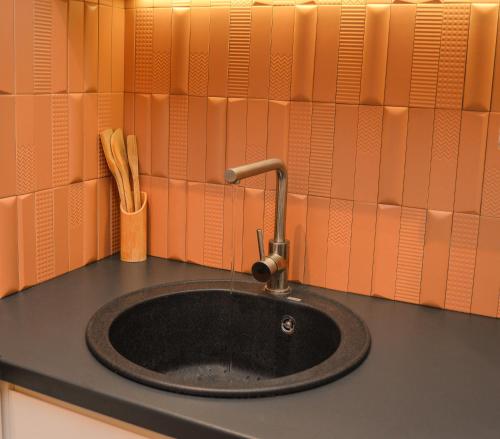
[111,129,133,213]
[99,129,128,211]
[127,135,141,212]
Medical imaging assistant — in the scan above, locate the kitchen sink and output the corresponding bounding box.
[86,281,370,397]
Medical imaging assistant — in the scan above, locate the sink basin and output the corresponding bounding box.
[86,281,370,397]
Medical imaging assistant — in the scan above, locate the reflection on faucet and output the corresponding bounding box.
[224,159,290,295]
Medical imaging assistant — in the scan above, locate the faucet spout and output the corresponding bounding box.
[225,158,290,295]
[225,158,287,244]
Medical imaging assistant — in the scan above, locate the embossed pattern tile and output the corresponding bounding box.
[4,1,500,318]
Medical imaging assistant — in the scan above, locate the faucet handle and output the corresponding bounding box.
[256,229,265,260]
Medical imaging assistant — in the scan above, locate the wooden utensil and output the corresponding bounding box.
[99,129,128,211]
[111,129,133,213]
[127,135,141,212]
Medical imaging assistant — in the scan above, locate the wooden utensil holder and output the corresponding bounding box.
[120,191,147,262]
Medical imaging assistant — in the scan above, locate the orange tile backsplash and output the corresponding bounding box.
[0,0,124,298]
[2,0,500,320]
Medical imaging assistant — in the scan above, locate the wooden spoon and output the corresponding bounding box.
[111,129,133,213]
[99,129,128,212]
[127,135,141,212]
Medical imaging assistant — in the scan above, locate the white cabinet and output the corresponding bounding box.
[0,384,170,439]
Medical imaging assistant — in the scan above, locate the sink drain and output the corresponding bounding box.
[281,315,296,335]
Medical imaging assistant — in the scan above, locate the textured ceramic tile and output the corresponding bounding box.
[378,106,408,205]
[135,8,154,93]
[112,7,125,92]
[313,5,340,102]
[167,179,187,261]
[242,188,265,272]
[66,3,85,92]
[227,5,251,97]
[35,190,55,283]
[54,186,69,277]
[336,5,365,104]
[69,183,84,271]
[372,204,401,300]
[206,97,227,184]
[291,6,317,101]
[402,108,434,209]
[32,0,53,94]
[269,6,294,101]
[124,8,136,92]
[185,181,205,264]
[482,113,500,218]
[394,207,426,304]
[162,95,185,180]
[360,4,389,106]
[420,210,452,309]
[204,184,225,268]
[463,4,498,112]
[189,7,209,96]
[245,99,268,189]
[84,3,99,92]
[152,8,171,94]
[248,6,272,99]
[151,94,169,178]
[17,194,37,290]
[83,179,98,265]
[208,7,230,97]
[286,194,307,282]
[427,109,461,211]
[353,105,382,203]
[0,197,19,297]
[263,190,275,251]
[288,102,312,195]
[266,101,289,190]
[68,94,84,184]
[97,177,111,259]
[15,0,34,94]
[308,103,335,198]
[384,4,415,107]
[445,213,479,313]
[15,97,36,195]
[223,185,244,271]
[454,111,488,215]
[148,177,168,258]
[409,4,443,108]
[435,4,469,109]
[348,201,376,295]
[0,96,16,198]
[326,198,353,291]
[0,0,14,93]
[471,216,500,317]
[52,94,69,188]
[304,196,329,287]
[97,5,113,92]
[332,104,359,200]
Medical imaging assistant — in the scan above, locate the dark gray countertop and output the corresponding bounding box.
[0,256,499,439]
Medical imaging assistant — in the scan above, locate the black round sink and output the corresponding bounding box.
[86,281,370,397]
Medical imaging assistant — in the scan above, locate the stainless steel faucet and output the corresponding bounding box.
[224,158,290,295]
